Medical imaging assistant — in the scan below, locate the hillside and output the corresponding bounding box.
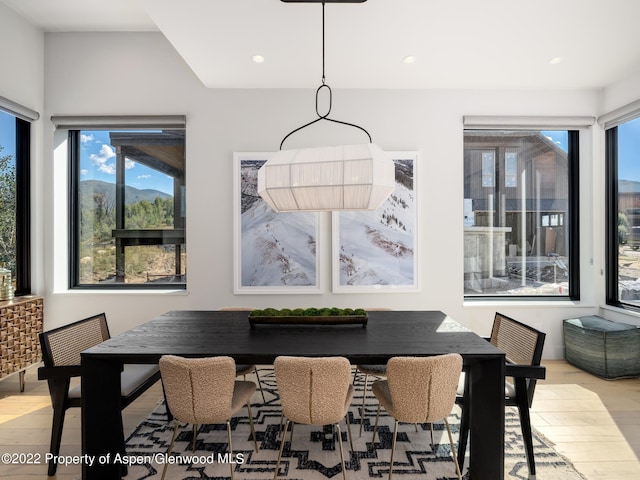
[79,179,172,208]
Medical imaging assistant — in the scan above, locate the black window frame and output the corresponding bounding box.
[0,114,31,296]
[14,117,31,295]
[463,129,580,301]
[604,121,640,310]
[68,128,186,290]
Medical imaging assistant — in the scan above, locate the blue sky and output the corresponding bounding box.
[617,116,640,181]
[80,130,174,195]
[0,111,15,158]
[542,130,568,151]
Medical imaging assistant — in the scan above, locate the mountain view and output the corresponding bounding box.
[79,179,172,208]
[77,179,179,284]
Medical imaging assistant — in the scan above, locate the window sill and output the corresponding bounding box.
[464,298,592,308]
[600,304,640,320]
[52,289,189,296]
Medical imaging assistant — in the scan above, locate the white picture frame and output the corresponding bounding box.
[233,152,321,294]
[332,152,419,293]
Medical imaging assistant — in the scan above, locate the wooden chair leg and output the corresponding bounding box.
[345,413,354,455]
[246,403,258,452]
[457,401,470,473]
[359,373,369,436]
[457,373,471,473]
[515,378,536,477]
[226,420,235,480]
[428,422,435,450]
[254,367,266,404]
[161,420,180,480]
[336,423,347,480]
[371,403,381,446]
[46,379,70,476]
[388,420,399,480]
[444,419,463,480]
[274,419,290,479]
[192,424,198,451]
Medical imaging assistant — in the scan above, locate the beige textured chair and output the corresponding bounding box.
[219,307,266,403]
[273,356,355,480]
[159,355,258,480]
[371,354,463,480]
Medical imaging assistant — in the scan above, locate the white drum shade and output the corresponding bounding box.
[257,144,395,212]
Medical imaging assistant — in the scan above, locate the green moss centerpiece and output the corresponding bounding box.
[248,307,368,327]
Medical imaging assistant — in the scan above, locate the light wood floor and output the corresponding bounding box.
[0,360,638,479]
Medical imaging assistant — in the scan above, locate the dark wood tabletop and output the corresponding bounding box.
[81,310,505,480]
[84,309,502,363]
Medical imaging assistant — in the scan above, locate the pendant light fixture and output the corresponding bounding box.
[257,0,395,212]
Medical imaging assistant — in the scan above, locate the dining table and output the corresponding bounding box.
[80,309,505,480]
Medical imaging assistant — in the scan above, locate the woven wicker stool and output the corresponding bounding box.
[563,316,640,379]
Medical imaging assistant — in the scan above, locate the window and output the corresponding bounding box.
[505,152,517,187]
[481,151,495,187]
[0,109,31,297]
[66,120,186,289]
[606,115,640,308]
[464,129,579,298]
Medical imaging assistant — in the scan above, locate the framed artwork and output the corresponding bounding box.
[332,152,418,292]
[233,152,321,294]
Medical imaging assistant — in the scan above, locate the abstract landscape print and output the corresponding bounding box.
[333,153,418,292]
[234,153,320,293]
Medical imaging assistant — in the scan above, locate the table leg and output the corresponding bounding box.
[467,356,505,479]
[81,356,124,480]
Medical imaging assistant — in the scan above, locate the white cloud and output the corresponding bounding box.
[138,174,151,179]
[80,134,94,145]
[545,134,562,146]
[80,169,89,176]
[125,159,135,170]
[98,163,116,175]
[89,145,119,175]
[90,144,115,166]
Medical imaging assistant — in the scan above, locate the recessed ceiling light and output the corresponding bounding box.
[252,55,265,63]
[403,55,417,64]
[549,57,563,65]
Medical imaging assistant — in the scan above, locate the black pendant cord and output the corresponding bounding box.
[279,1,372,150]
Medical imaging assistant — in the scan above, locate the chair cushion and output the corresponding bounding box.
[456,372,515,399]
[371,379,393,413]
[68,364,159,399]
[357,364,387,375]
[236,364,256,376]
[231,380,257,414]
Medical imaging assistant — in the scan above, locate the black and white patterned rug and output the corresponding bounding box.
[125,368,585,480]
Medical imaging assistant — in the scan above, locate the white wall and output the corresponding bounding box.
[0,3,45,295]
[41,32,610,358]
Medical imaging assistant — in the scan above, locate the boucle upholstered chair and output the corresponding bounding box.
[273,356,355,480]
[159,355,258,480]
[219,307,266,403]
[456,312,546,477]
[371,354,463,480]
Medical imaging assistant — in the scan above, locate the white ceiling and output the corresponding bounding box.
[3,0,640,90]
